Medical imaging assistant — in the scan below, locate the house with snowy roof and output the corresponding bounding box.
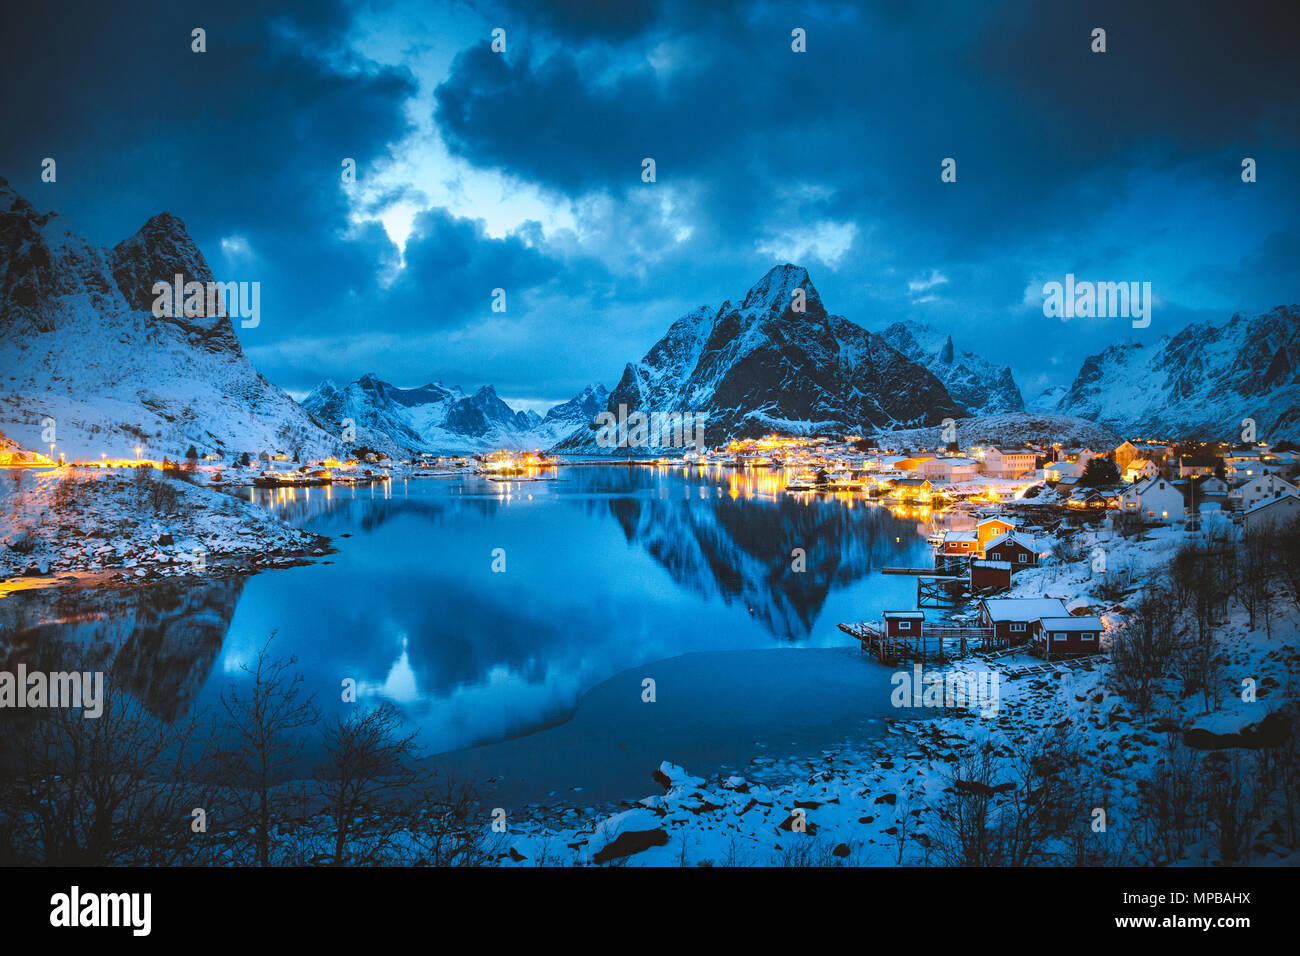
[1243,492,1300,534]
[1118,476,1185,522]
[978,597,1070,647]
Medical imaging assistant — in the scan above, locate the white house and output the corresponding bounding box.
[983,447,1037,479]
[1118,476,1185,522]
[1231,474,1300,511]
[1243,493,1300,534]
[919,456,980,482]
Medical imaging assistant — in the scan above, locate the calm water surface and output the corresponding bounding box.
[5,466,936,805]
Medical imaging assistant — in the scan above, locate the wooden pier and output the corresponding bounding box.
[839,621,994,665]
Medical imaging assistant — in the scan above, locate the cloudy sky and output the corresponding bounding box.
[3,0,1296,410]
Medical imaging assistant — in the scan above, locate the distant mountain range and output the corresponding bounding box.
[301,374,608,456]
[0,177,336,460]
[4,176,1295,456]
[1051,306,1300,440]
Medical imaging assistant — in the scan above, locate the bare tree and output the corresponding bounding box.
[315,702,426,865]
[1110,585,1178,714]
[0,644,215,865]
[213,634,319,866]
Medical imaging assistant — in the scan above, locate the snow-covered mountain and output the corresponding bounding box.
[880,321,1024,414]
[1026,383,1067,413]
[557,265,965,451]
[1054,306,1300,440]
[0,178,338,460]
[301,374,607,455]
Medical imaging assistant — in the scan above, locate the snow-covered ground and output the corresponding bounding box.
[0,467,330,584]
[484,517,1300,866]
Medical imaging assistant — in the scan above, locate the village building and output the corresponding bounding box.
[1032,615,1105,659]
[919,456,979,483]
[882,610,925,638]
[1055,447,1098,466]
[975,516,1017,546]
[1114,441,1173,473]
[1066,488,1107,510]
[1243,492,1300,534]
[970,559,1012,591]
[1043,459,1084,482]
[981,531,1038,571]
[938,530,980,556]
[1230,473,1300,511]
[888,477,933,502]
[1123,458,1160,483]
[1178,475,1229,513]
[1118,476,1185,522]
[1177,455,1220,478]
[978,597,1070,648]
[982,447,1037,479]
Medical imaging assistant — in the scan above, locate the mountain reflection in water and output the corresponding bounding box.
[3,467,931,760]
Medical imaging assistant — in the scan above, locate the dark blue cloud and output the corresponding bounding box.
[3,0,1297,405]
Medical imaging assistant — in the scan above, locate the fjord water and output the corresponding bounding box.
[9,466,932,806]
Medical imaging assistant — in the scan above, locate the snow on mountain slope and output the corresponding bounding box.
[1026,383,1067,413]
[1054,306,1300,439]
[301,375,609,455]
[880,321,1024,414]
[0,178,338,460]
[872,412,1119,451]
[557,264,965,451]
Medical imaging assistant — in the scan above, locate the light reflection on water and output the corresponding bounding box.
[4,466,935,794]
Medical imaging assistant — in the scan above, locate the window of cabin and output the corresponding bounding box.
[1081,634,1096,641]
[1017,553,1028,563]
[1053,633,1067,642]
[897,621,912,631]
[1010,623,1026,633]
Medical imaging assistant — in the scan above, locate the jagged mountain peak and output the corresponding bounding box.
[880,319,1024,415]
[740,263,822,314]
[558,266,964,451]
[0,181,338,459]
[1055,306,1300,439]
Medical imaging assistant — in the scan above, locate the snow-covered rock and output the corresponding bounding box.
[1054,306,1300,439]
[0,178,339,461]
[880,321,1024,415]
[556,264,965,451]
[300,375,608,456]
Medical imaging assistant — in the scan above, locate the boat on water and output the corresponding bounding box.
[784,470,822,491]
[253,471,331,488]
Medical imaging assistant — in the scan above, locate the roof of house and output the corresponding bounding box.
[1038,616,1105,630]
[892,477,931,487]
[943,530,978,542]
[984,531,1036,551]
[981,598,1070,622]
[883,610,926,620]
[972,559,1012,570]
[1179,456,1220,467]
[1244,492,1300,516]
[976,516,1017,528]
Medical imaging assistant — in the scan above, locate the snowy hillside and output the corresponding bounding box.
[301,374,607,455]
[880,321,1024,414]
[557,264,965,451]
[1054,306,1300,440]
[0,178,339,461]
[872,412,1119,451]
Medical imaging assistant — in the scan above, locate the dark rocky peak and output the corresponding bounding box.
[741,264,822,316]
